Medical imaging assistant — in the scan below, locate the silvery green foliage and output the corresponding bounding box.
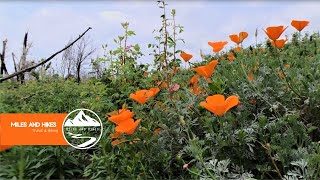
[283,159,317,180]
[200,159,255,180]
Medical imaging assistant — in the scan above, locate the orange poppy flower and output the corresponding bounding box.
[263,26,287,41]
[291,20,309,32]
[115,119,141,135]
[227,53,235,61]
[247,73,254,81]
[130,88,159,104]
[285,64,290,68]
[194,60,219,79]
[271,38,287,49]
[229,32,248,45]
[189,75,200,85]
[234,46,242,53]
[190,85,200,95]
[157,81,168,88]
[108,105,135,125]
[200,94,239,116]
[278,71,284,78]
[130,90,153,104]
[208,41,228,53]
[180,52,193,62]
[154,128,161,134]
[110,131,122,139]
[190,84,205,96]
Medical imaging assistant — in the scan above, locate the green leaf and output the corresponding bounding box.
[118,36,124,42]
[127,30,136,36]
[133,44,140,51]
[171,9,176,16]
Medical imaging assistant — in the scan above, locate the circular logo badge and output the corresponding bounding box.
[62,109,103,149]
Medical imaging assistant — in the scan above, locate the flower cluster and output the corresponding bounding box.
[107,104,141,146]
[105,19,310,147]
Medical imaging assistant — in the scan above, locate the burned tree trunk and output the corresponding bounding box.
[74,36,95,84]
[0,39,8,76]
[18,33,29,84]
[12,53,19,81]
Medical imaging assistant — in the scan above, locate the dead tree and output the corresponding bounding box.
[74,36,95,83]
[18,33,32,84]
[0,39,8,76]
[60,40,76,78]
[11,53,19,81]
[0,27,92,83]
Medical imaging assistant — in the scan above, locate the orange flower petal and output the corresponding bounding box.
[291,20,309,32]
[189,75,200,85]
[273,38,287,49]
[225,95,239,112]
[111,138,126,146]
[180,52,193,62]
[110,131,122,139]
[149,87,160,97]
[200,102,217,114]
[239,32,248,42]
[194,60,218,79]
[130,93,148,104]
[227,53,235,61]
[115,119,141,135]
[248,73,254,81]
[108,110,135,125]
[278,71,284,78]
[125,119,141,135]
[208,41,228,53]
[264,26,287,41]
[200,94,239,116]
[205,60,219,77]
[206,94,225,104]
[234,46,242,53]
[154,128,161,134]
[106,110,119,117]
[229,34,240,44]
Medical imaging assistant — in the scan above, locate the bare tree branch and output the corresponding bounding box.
[18,32,29,83]
[74,35,95,83]
[0,39,8,75]
[0,27,92,83]
[12,53,18,73]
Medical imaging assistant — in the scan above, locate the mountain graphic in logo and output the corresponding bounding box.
[64,110,100,127]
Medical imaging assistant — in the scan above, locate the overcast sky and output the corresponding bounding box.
[1,0,320,73]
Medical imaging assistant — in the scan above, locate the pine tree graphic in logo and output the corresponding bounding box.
[62,109,103,149]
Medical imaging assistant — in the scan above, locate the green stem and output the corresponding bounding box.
[276,50,303,99]
[238,51,281,118]
[18,147,25,180]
